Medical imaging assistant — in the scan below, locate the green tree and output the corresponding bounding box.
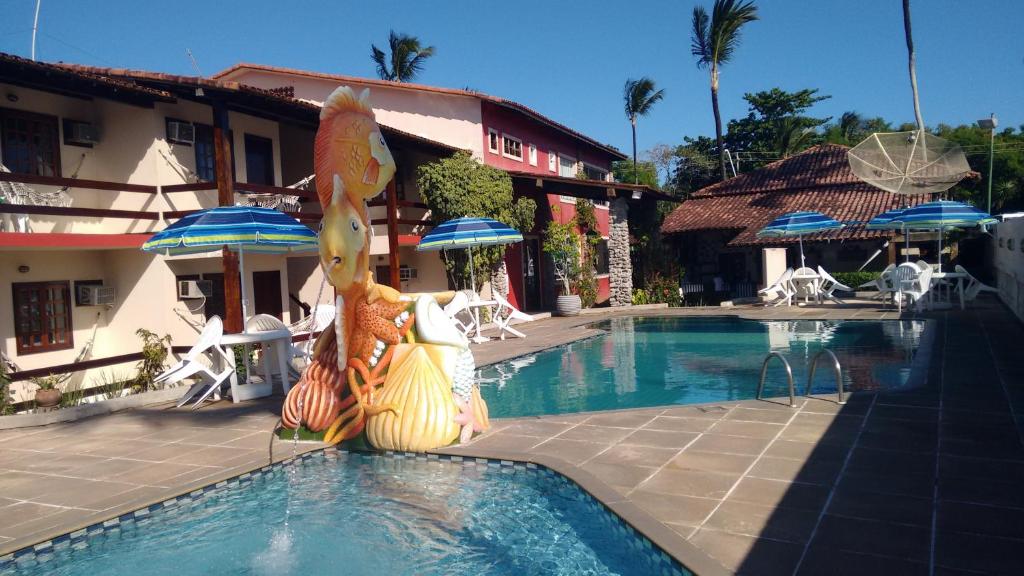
[416,152,536,290]
[939,124,1024,213]
[612,160,659,189]
[542,210,581,296]
[371,30,436,82]
[691,0,759,181]
[623,78,665,184]
[823,112,892,145]
[725,88,831,164]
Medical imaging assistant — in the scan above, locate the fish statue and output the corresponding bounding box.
[281,86,489,450]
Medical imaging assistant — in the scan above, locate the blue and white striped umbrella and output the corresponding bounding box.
[891,200,997,231]
[416,217,523,252]
[890,200,997,272]
[143,206,318,321]
[864,208,907,231]
[143,206,318,255]
[417,217,522,292]
[757,211,844,268]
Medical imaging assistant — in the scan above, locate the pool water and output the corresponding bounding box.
[479,316,928,418]
[4,453,686,576]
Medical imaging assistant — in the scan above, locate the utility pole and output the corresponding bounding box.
[976,113,998,214]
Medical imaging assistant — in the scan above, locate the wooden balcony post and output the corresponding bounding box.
[386,179,401,289]
[213,99,242,333]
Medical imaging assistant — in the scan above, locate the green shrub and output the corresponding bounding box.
[0,362,12,416]
[633,272,681,306]
[135,329,172,391]
[831,271,879,290]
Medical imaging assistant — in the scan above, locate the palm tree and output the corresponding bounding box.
[903,0,924,131]
[623,78,665,184]
[690,0,759,181]
[371,31,435,82]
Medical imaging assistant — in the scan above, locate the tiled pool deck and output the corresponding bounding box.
[2,299,1022,575]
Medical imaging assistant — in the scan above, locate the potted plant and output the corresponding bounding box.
[31,374,62,408]
[544,214,583,316]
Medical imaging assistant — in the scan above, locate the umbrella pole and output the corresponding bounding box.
[905,228,910,263]
[799,235,805,269]
[239,247,250,327]
[468,246,476,293]
[937,229,943,273]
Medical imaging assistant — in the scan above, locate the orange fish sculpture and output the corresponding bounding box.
[281,86,489,450]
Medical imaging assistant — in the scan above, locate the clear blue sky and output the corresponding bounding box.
[2,0,1021,156]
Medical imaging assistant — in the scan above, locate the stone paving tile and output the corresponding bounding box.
[618,429,699,449]
[668,450,758,475]
[936,500,1024,540]
[703,500,819,543]
[0,502,68,529]
[933,530,1023,574]
[723,407,795,424]
[642,415,718,433]
[708,420,785,439]
[497,420,575,438]
[729,477,830,512]
[638,468,739,500]
[747,455,843,485]
[583,410,661,428]
[627,490,719,528]
[796,545,930,576]
[811,515,932,564]
[689,528,804,576]
[688,433,773,456]
[579,462,656,492]
[590,444,679,468]
[827,484,934,526]
[530,439,609,466]
[555,424,634,443]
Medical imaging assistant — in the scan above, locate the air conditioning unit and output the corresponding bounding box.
[65,121,100,145]
[178,279,212,299]
[78,284,116,306]
[166,120,195,145]
[399,266,418,282]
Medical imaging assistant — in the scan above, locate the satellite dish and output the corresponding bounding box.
[847,130,971,195]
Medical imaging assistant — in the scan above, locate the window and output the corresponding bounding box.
[488,129,500,153]
[582,163,608,181]
[0,108,60,176]
[502,134,523,161]
[528,144,538,166]
[558,154,576,178]
[194,124,216,182]
[548,152,557,172]
[595,239,610,275]
[244,134,274,185]
[13,281,73,355]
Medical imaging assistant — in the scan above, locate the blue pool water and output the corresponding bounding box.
[4,453,686,576]
[479,316,928,418]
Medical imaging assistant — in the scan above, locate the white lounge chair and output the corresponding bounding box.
[443,291,476,337]
[860,264,896,302]
[901,266,933,312]
[492,292,533,340]
[158,316,235,408]
[759,268,795,307]
[817,266,852,304]
[955,265,997,305]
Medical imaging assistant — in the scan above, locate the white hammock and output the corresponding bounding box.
[0,163,72,208]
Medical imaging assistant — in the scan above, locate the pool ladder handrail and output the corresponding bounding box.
[756,352,797,407]
[806,348,846,405]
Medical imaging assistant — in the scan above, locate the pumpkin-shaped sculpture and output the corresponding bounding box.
[365,344,461,451]
[282,378,342,432]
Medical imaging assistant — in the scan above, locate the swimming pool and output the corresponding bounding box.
[2,452,689,576]
[478,316,929,418]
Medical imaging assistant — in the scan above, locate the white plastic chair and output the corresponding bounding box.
[158,316,235,408]
[492,292,533,340]
[892,263,922,313]
[955,265,997,305]
[443,290,476,337]
[759,268,795,307]
[901,266,933,312]
[817,266,852,303]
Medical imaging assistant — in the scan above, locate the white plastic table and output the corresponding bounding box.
[790,268,821,304]
[465,298,497,343]
[931,272,968,309]
[219,329,292,403]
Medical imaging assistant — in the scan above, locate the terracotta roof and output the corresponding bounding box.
[661,144,929,247]
[0,52,174,102]
[505,170,677,202]
[212,63,626,160]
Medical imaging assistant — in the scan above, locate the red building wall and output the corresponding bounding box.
[480,101,620,310]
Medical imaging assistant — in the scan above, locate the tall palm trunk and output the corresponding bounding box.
[631,116,638,184]
[903,0,924,132]
[710,67,726,180]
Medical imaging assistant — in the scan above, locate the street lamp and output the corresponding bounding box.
[976,113,998,214]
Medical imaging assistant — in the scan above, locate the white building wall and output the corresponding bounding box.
[993,217,1024,323]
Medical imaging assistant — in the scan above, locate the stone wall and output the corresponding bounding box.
[993,217,1024,323]
[608,198,633,307]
